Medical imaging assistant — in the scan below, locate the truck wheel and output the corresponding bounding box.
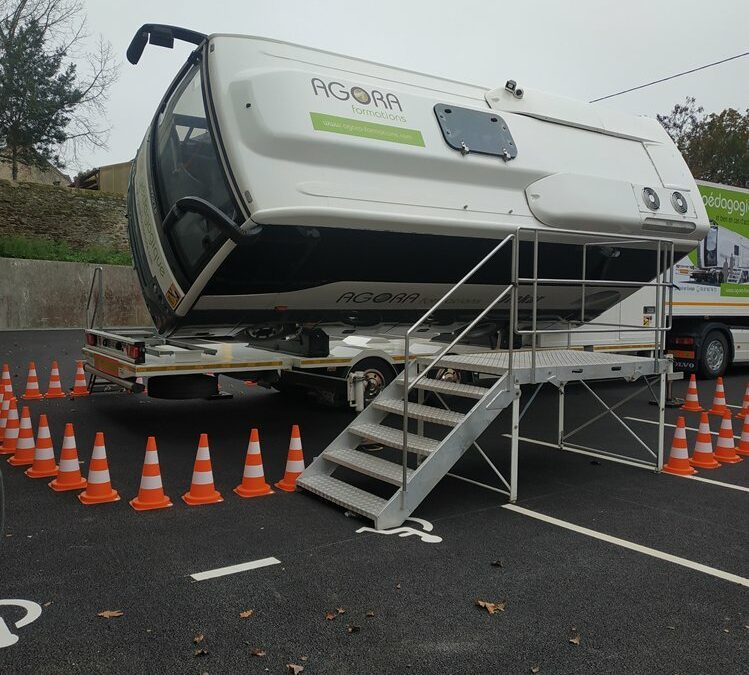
[698,330,728,379]
[349,358,396,406]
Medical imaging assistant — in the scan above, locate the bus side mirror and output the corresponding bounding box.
[162,197,261,246]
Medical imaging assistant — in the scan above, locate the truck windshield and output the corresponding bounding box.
[154,62,238,281]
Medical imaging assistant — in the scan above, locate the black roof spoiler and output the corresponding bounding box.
[127,24,208,65]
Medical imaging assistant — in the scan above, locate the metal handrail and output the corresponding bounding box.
[399,224,678,502]
[402,232,517,493]
[86,266,104,329]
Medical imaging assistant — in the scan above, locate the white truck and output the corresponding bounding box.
[539,180,749,378]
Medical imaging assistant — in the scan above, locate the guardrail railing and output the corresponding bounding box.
[400,226,677,500]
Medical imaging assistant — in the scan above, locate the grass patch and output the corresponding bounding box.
[0,235,132,266]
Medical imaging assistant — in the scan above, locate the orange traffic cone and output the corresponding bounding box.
[8,406,35,466]
[714,411,743,464]
[662,417,697,476]
[21,362,44,400]
[234,428,273,498]
[736,382,749,419]
[0,390,8,450]
[25,413,58,478]
[48,422,87,491]
[275,425,305,492]
[44,360,66,399]
[1,363,13,399]
[689,413,721,469]
[130,437,172,511]
[78,432,120,504]
[0,398,19,456]
[70,361,89,397]
[680,374,703,412]
[737,415,749,457]
[182,434,223,506]
[708,377,729,416]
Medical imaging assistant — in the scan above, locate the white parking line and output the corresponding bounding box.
[678,474,749,493]
[503,504,749,587]
[625,416,740,440]
[504,434,654,470]
[512,433,749,492]
[190,557,281,581]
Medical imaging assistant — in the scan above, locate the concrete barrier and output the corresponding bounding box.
[0,257,152,329]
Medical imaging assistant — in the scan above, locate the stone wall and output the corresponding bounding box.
[0,179,129,252]
[0,258,152,329]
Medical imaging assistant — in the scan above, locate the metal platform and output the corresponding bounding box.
[299,227,673,529]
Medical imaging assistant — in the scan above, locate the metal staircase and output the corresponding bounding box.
[298,228,676,529]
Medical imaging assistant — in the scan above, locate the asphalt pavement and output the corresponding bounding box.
[0,330,746,674]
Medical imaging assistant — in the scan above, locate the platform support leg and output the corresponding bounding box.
[557,383,565,450]
[510,386,520,503]
[657,371,666,472]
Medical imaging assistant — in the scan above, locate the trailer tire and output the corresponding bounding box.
[347,358,396,406]
[698,330,728,379]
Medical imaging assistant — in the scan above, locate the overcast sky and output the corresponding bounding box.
[76,0,749,171]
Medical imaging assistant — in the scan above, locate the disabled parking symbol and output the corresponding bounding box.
[0,600,42,648]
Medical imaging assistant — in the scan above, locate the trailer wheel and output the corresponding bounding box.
[698,330,728,379]
[349,358,396,406]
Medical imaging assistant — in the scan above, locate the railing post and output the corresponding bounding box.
[402,331,410,505]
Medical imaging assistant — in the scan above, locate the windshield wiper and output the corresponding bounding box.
[127,24,208,65]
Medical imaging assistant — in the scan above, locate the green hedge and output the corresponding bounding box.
[0,235,132,266]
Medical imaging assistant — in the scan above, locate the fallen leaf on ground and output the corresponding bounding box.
[251,648,266,657]
[287,664,304,674]
[300,656,308,661]
[569,634,581,646]
[395,583,401,590]
[531,666,541,674]
[336,607,346,615]
[324,611,336,621]
[239,609,254,618]
[490,560,504,568]
[475,599,506,615]
[347,623,361,634]
[97,610,123,619]
[723,628,730,633]
[193,633,205,644]
[194,648,209,657]
[366,611,375,618]
[43,601,53,607]
[667,626,675,630]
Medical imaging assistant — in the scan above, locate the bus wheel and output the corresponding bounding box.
[698,330,728,379]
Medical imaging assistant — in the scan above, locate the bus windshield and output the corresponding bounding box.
[154,63,238,281]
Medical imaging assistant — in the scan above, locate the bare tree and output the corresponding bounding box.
[0,0,118,179]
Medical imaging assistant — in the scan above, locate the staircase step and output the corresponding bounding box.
[373,399,465,426]
[395,374,487,400]
[296,474,387,520]
[349,423,440,456]
[324,447,413,485]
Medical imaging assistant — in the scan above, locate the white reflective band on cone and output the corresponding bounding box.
[243,464,264,478]
[289,438,302,451]
[59,458,80,472]
[248,442,261,455]
[91,445,106,460]
[671,447,688,459]
[285,459,305,473]
[5,429,18,440]
[38,426,50,439]
[34,447,55,461]
[144,451,159,465]
[87,469,111,484]
[62,436,75,449]
[139,474,163,490]
[191,470,214,485]
[196,446,210,461]
[16,438,34,450]
[20,419,31,429]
